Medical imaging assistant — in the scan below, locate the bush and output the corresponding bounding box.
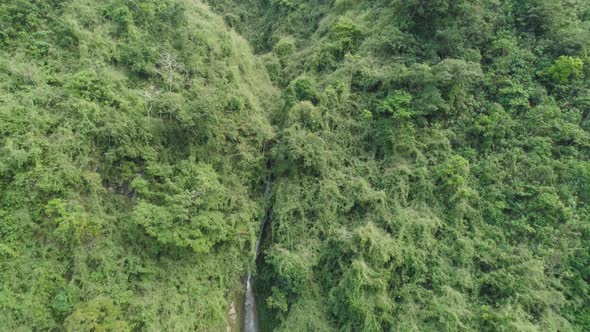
[547,55,584,84]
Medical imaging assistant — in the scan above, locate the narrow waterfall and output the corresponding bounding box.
[244,179,271,332]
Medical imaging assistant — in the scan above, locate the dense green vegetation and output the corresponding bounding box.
[1,0,590,331]
[0,0,274,330]
[209,0,590,330]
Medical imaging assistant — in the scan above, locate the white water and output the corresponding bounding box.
[244,273,258,332]
[244,180,271,332]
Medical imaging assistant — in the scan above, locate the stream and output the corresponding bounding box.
[244,178,271,332]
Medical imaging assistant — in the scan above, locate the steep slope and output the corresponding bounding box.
[2,0,590,330]
[208,0,590,331]
[0,0,275,330]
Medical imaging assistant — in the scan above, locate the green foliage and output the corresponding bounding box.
[45,198,102,245]
[547,55,584,84]
[284,76,320,105]
[204,0,590,330]
[379,90,414,120]
[328,20,364,56]
[273,37,296,61]
[331,260,393,331]
[266,245,314,296]
[50,290,74,320]
[286,101,321,130]
[132,161,231,252]
[272,126,328,175]
[2,0,590,331]
[64,297,130,332]
[0,0,274,329]
[267,287,289,312]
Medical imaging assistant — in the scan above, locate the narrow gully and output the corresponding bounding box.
[244,177,272,332]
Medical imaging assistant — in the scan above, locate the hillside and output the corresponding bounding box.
[0,0,274,330]
[208,0,590,330]
[1,0,590,331]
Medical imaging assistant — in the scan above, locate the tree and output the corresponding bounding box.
[64,297,130,332]
[156,52,186,91]
[547,56,584,84]
[132,161,232,253]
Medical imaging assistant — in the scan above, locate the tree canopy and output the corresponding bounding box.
[1,0,590,330]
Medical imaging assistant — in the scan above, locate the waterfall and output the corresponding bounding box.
[244,179,271,332]
[244,272,258,332]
